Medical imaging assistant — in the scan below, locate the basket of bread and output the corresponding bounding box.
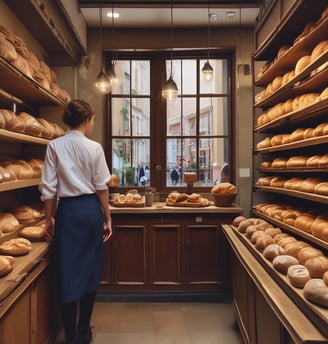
[211,182,237,207]
[110,190,145,207]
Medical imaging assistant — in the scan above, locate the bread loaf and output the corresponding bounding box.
[311,219,328,241]
[303,279,328,308]
[286,156,308,168]
[0,238,32,256]
[36,118,54,139]
[20,225,45,240]
[295,56,311,75]
[290,128,305,142]
[287,264,311,288]
[1,109,25,133]
[18,112,43,137]
[1,160,34,180]
[0,213,19,233]
[323,271,328,286]
[299,177,322,193]
[294,23,316,44]
[284,241,310,259]
[313,122,328,136]
[305,256,328,278]
[271,157,287,168]
[272,255,299,275]
[294,214,315,233]
[255,233,274,251]
[211,182,237,195]
[12,205,38,222]
[298,247,324,265]
[314,182,328,196]
[263,244,285,261]
[306,155,321,167]
[0,255,15,277]
[318,154,328,168]
[311,40,328,62]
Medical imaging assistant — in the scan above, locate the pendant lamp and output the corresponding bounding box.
[162,3,178,100]
[202,1,214,81]
[95,7,111,94]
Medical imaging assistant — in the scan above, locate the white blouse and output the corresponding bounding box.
[40,130,111,200]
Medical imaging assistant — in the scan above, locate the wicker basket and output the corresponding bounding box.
[213,193,236,207]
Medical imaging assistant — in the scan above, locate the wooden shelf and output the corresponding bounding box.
[0,128,49,145]
[259,167,328,173]
[0,56,65,106]
[255,15,328,86]
[254,185,328,204]
[0,179,41,192]
[223,224,328,342]
[255,135,328,154]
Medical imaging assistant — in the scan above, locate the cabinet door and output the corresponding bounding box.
[111,225,147,285]
[185,225,222,284]
[0,290,31,344]
[150,224,181,285]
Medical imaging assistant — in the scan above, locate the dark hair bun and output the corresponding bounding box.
[63,99,93,128]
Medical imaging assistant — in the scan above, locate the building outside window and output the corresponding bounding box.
[104,50,233,192]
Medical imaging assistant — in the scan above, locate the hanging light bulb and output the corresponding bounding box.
[202,1,214,81]
[162,3,178,100]
[202,60,213,81]
[95,7,111,94]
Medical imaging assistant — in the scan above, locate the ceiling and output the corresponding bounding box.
[79,1,260,28]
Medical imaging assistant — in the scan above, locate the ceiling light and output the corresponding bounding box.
[202,1,214,81]
[107,11,119,18]
[95,7,111,94]
[226,11,236,18]
[162,3,178,100]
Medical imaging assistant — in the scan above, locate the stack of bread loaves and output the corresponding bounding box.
[211,182,237,207]
[232,214,328,307]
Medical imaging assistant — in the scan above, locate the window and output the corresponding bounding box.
[104,50,233,192]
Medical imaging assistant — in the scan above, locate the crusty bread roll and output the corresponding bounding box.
[263,244,285,261]
[1,109,25,133]
[272,255,299,275]
[294,214,315,233]
[232,215,246,227]
[303,279,328,307]
[284,241,310,259]
[251,230,267,244]
[211,182,237,195]
[305,256,328,278]
[277,236,297,248]
[283,177,303,190]
[311,40,328,62]
[311,219,328,241]
[282,209,302,226]
[274,234,293,243]
[0,34,18,62]
[298,247,324,265]
[20,225,45,240]
[255,233,274,251]
[320,86,328,99]
[271,157,287,168]
[0,213,19,233]
[0,238,32,256]
[264,227,281,238]
[306,155,321,167]
[0,255,15,277]
[314,182,328,196]
[108,174,120,187]
[318,154,328,168]
[290,128,305,142]
[27,159,44,178]
[12,205,38,222]
[36,118,54,139]
[299,177,322,193]
[270,176,287,188]
[18,112,43,137]
[287,264,311,288]
[295,55,311,75]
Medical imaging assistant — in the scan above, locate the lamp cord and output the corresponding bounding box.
[207,0,210,61]
[170,2,173,77]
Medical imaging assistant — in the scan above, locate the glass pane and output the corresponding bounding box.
[112,138,150,187]
[182,98,197,136]
[166,138,182,186]
[133,138,150,186]
[200,97,229,136]
[131,60,150,95]
[167,98,181,136]
[208,137,230,185]
[112,60,130,95]
[112,97,130,136]
[182,59,196,94]
[132,98,150,136]
[200,58,228,94]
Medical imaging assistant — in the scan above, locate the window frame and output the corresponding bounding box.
[103,49,235,193]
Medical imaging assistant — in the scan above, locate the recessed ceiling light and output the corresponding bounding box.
[226,11,236,18]
[107,11,119,18]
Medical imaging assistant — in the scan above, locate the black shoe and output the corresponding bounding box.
[77,327,93,344]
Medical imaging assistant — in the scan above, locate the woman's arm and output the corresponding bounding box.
[96,188,112,242]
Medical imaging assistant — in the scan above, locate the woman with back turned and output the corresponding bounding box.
[39,99,112,344]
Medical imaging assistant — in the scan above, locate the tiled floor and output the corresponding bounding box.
[54,302,243,344]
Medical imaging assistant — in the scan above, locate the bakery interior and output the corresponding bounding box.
[0,0,328,343]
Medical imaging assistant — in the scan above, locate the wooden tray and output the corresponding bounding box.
[231,226,328,337]
[109,200,145,208]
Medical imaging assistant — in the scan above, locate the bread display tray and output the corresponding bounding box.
[109,200,145,208]
[230,225,328,337]
[0,241,49,302]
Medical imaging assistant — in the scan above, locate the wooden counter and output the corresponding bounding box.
[101,202,243,300]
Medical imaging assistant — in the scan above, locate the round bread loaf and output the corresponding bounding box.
[12,205,38,222]
[311,40,328,62]
[232,215,246,227]
[211,182,237,195]
[318,154,328,168]
[299,177,322,193]
[263,244,285,261]
[287,264,311,288]
[311,219,328,241]
[314,182,328,196]
[284,241,310,259]
[305,256,328,278]
[286,155,308,168]
[251,230,267,244]
[264,227,281,238]
[277,236,297,248]
[0,255,15,277]
[294,215,315,233]
[283,177,303,190]
[274,233,290,243]
[0,213,19,233]
[271,157,287,168]
[255,234,274,251]
[273,255,299,275]
[306,155,321,167]
[303,279,328,307]
[298,247,324,265]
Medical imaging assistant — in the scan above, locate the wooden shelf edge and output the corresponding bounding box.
[0,178,41,192]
